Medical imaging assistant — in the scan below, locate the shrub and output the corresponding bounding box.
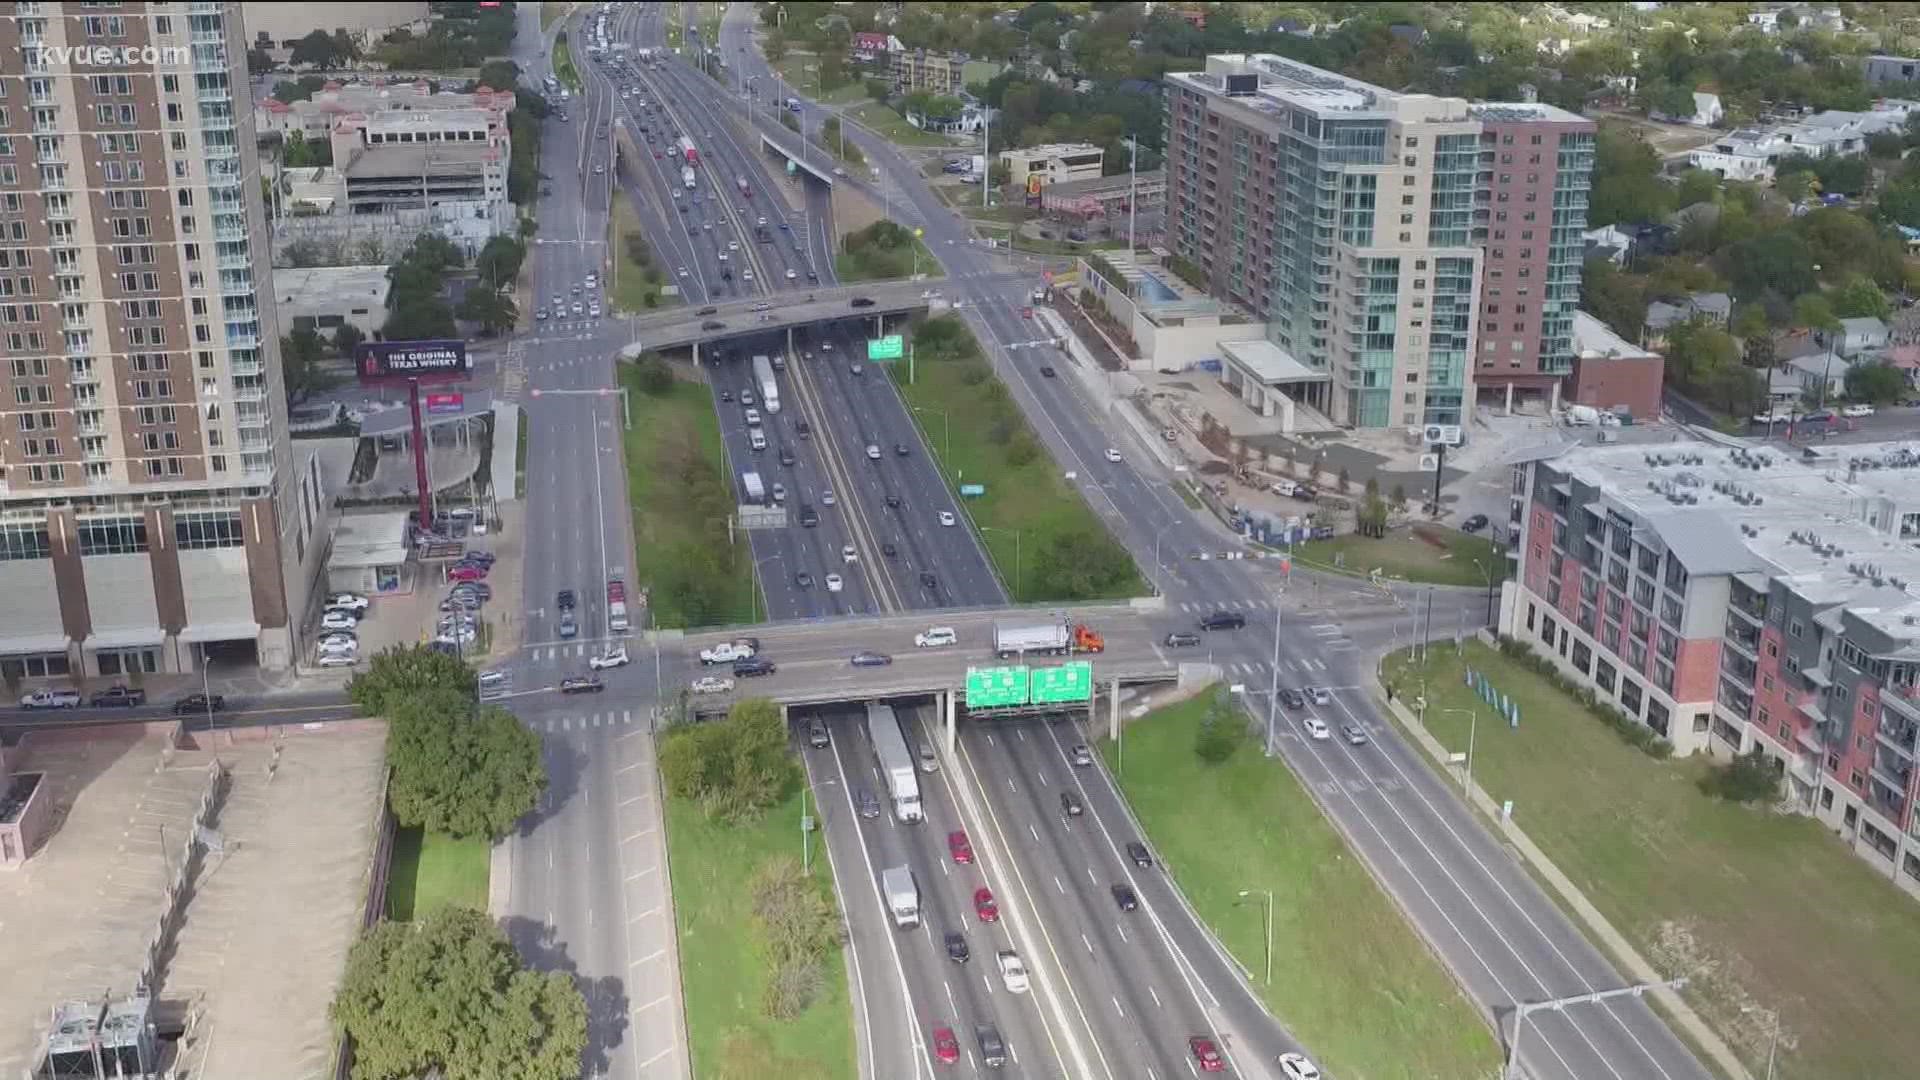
[1193,688,1245,764]
[1487,637,1674,759]
[1700,748,1780,802]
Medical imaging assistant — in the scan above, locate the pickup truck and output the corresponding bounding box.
[699,641,755,665]
[89,685,147,707]
[19,688,82,710]
[996,950,1030,993]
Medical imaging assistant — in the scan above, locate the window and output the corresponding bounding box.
[1646,700,1670,737]
[175,510,243,549]
[1571,641,1592,674]
[76,516,148,556]
[1594,658,1616,693]
[0,521,51,560]
[1619,678,1643,716]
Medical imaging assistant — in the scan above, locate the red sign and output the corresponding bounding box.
[426,392,465,415]
[1042,270,1054,284]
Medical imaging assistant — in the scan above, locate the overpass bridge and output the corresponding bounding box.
[616,276,1015,355]
[758,130,837,186]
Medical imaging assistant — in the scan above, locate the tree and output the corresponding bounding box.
[331,906,587,1080]
[279,327,336,406]
[1793,292,1838,334]
[477,59,520,93]
[1775,170,1814,203]
[289,28,354,69]
[1192,688,1244,764]
[333,323,367,361]
[347,644,475,716]
[387,694,548,839]
[247,47,274,75]
[1721,231,1817,301]
[1650,81,1700,121]
[764,29,788,62]
[1697,747,1780,803]
[458,287,518,336]
[659,698,796,823]
[865,77,891,102]
[1580,257,1647,340]
[476,234,528,288]
[1029,526,1137,600]
[1674,168,1721,210]
[1589,125,1673,227]
[1845,361,1907,404]
[385,296,458,341]
[280,129,332,168]
[272,74,328,104]
[634,353,675,395]
[1876,184,1920,229]
[1830,274,1891,320]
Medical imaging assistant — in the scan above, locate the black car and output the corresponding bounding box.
[1040,366,1056,378]
[557,589,577,610]
[1164,631,1200,647]
[701,320,726,330]
[1059,791,1083,816]
[1280,687,1306,710]
[560,675,605,695]
[1199,611,1246,631]
[1111,884,1139,912]
[460,550,496,566]
[697,306,718,316]
[884,493,902,509]
[882,542,898,558]
[90,685,147,707]
[945,930,970,963]
[894,443,910,456]
[851,651,893,667]
[796,420,811,439]
[173,693,226,715]
[734,658,777,677]
[805,269,818,282]
[1461,513,1490,532]
[856,787,881,818]
[798,504,819,527]
[976,1025,1007,1069]
[1126,841,1153,868]
[779,447,796,466]
[795,571,815,589]
[850,297,875,308]
[919,571,938,591]
[721,389,734,402]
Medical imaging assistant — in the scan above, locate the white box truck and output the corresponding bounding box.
[741,471,766,503]
[682,165,696,190]
[866,702,923,823]
[752,354,781,414]
[882,866,919,929]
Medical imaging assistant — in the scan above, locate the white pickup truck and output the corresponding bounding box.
[699,641,756,666]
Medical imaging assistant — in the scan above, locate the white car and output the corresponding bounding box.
[677,267,689,278]
[1301,717,1331,741]
[317,653,358,668]
[1307,686,1332,705]
[997,950,1030,994]
[589,303,601,317]
[745,408,761,425]
[821,489,836,507]
[700,641,755,665]
[1104,448,1122,463]
[841,544,857,563]
[585,274,598,288]
[318,639,358,658]
[786,269,797,281]
[325,593,370,613]
[866,444,880,460]
[825,573,844,592]
[743,269,754,281]
[1842,403,1875,418]
[938,511,956,527]
[589,646,631,670]
[729,240,740,252]
[321,609,359,631]
[1278,1053,1322,1080]
[19,688,82,709]
[691,675,735,694]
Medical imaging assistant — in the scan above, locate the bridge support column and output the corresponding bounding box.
[1108,677,1121,743]
[944,689,957,755]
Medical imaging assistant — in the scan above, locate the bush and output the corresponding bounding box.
[634,353,675,395]
[1491,637,1674,759]
[1193,688,1245,764]
[659,698,796,823]
[749,855,840,1020]
[1700,748,1781,802]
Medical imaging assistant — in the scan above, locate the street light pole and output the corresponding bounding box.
[1265,588,1285,757]
[1507,978,1688,1080]
[1237,888,1273,985]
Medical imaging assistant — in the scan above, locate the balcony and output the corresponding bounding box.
[232,385,267,405]
[1871,757,1913,797]
[1724,620,1760,658]
[228,357,263,377]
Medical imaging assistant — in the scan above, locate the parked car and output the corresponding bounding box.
[325,593,370,613]
[448,564,488,582]
[321,609,360,631]
[20,688,82,709]
[1461,513,1490,532]
[89,685,147,707]
[173,693,226,715]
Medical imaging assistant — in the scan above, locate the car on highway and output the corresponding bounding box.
[734,657,777,677]
[571,301,584,315]
[173,692,226,715]
[1278,1052,1323,1080]
[795,570,815,589]
[589,302,601,317]
[1302,716,1331,741]
[778,446,795,465]
[1307,686,1332,705]
[882,542,899,558]
[1104,447,1122,463]
[700,320,725,330]
[697,306,717,316]
[938,511,956,527]
[20,688,82,709]
[743,269,754,281]
[996,950,1030,993]
[825,573,844,592]
[857,787,882,819]
[895,443,911,456]
[320,609,359,631]
[744,408,761,425]
[89,685,147,708]
[1111,884,1139,912]
[1199,611,1245,630]
[1040,365,1056,377]
[535,310,548,321]
[919,743,940,773]
[560,675,605,695]
[1462,513,1490,532]
[797,504,819,527]
[849,361,864,376]
[1126,840,1153,868]
[840,544,858,563]
[851,651,892,667]
[944,930,970,962]
[786,269,797,281]
[691,675,734,695]
[1059,791,1084,816]
[883,493,902,508]
[821,489,836,507]
[850,296,875,308]
[916,626,957,648]
[1164,631,1200,647]
[932,1026,960,1066]
[589,646,631,670]
[771,483,787,503]
[795,420,811,439]
[973,887,999,922]
[919,571,939,591]
[948,830,974,864]
[1280,687,1306,710]
[326,593,370,613]
[1341,723,1370,746]
[865,443,880,459]
[558,608,579,639]
[976,1025,1007,1069]
[1189,1036,1226,1072]
[807,719,829,748]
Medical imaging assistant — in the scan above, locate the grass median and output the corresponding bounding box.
[553,33,580,93]
[1100,691,1499,1078]
[384,827,490,921]
[1293,524,1503,587]
[610,195,674,314]
[1382,638,1920,1080]
[619,366,757,627]
[667,785,855,1079]
[834,220,942,283]
[890,314,1145,602]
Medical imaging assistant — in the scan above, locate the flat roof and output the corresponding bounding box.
[1572,311,1657,360]
[0,725,385,1077]
[1043,168,1167,198]
[330,510,413,568]
[1218,339,1329,383]
[342,143,497,179]
[272,265,390,309]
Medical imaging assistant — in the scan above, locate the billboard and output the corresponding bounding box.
[1030,661,1092,705]
[867,334,904,361]
[425,391,465,415]
[965,666,1029,709]
[357,340,471,382]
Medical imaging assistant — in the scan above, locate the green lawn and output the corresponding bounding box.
[1292,524,1503,587]
[385,827,490,921]
[1101,693,1499,1078]
[890,318,1146,602]
[618,372,757,628]
[769,54,868,106]
[848,102,955,147]
[667,786,855,1080]
[553,34,580,93]
[1382,640,1920,1080]
[515,413,528,499]
[609,196,674,314]
[833,233,942,283]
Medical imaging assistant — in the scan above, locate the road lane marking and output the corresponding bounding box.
[625,865,659,881]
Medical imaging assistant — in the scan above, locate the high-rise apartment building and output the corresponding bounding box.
[1163,55,1594,429]
[0,3,323,680]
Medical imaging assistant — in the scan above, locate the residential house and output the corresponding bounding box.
[1865,55,1920,87]
[1642,292,1732,349]
[1583,225,1635,267]
[1836,317,1891,359]
[1655,91,1724,128]
[1686,102,1920,184]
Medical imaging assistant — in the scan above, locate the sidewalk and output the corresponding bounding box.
[1369,637,1751,1080]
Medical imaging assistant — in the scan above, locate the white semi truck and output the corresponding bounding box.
[882,866,919,929]
[866,702,922,823]
[752,354,781,414]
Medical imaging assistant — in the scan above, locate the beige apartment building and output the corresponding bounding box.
[0,3,326,681]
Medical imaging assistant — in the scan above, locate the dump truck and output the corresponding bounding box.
[992,619,1104,659]
[882,866,919,929]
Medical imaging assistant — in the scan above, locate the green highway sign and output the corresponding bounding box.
[868,334,905,361]
[1030,661,1093,705]
[965,666,1029,709]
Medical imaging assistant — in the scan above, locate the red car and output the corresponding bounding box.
[448,564,488,582]
[1189,1035,1226,1073]
[973,886,998,923]
[1021,306,1034,319]
[932,1025,959,1066]
[947,829,974,865]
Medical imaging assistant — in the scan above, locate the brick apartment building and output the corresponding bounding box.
[1162,54,1594,429]
[1504,442,1920,898]
[0,3,325,680]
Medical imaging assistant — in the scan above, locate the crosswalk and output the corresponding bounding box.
[500,341,528,402]
[526,641,615,662]
[533,708,648,733]
[1173,598,1274,615]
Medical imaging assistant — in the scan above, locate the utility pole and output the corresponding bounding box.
[1507,978,1688,1080]
[982,106,991,208]
[1126,134,1138,254]
[1265,588,1284,756]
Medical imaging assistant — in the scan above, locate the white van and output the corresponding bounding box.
[914,626,957,648]
[748,427,767,451]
